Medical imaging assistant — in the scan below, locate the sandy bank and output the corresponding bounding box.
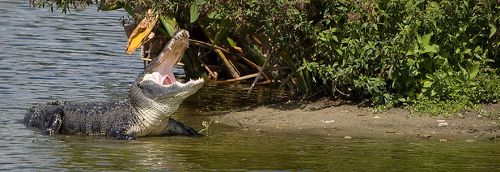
[213,100,500,141]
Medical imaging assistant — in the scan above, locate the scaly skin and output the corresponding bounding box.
[24,30,204,140]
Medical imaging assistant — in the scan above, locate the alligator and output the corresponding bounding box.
[24,30,204,140]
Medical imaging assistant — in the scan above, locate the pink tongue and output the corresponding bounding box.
[152,70,176,85]
[163,73,176,85]
[163,76,172,85]
[163,75,175,85]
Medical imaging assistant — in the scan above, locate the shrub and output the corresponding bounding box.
[31,0,500,111]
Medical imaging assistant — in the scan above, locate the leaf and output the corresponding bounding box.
[406,41,419,56]
[459,64,467,77]
[469,62,480,79]
[208,11,217,19]
[126,9,158,54]
[406,49,415,56]
[489,24,496,38]
[297,65,306,72]
[336,48,343,56]
[160,15,177,37]
[212,31,224,46]
[227,37,237,47]
[227,37,243,53]
[407,58,415,66]
[423,80,433,88]
[372,23,378,31]
[422,44,439,54]
[419,32,433,47]
[189,3,200,23]
[332,35,338,42]
[398,97,407,102]
[463,48,471,55]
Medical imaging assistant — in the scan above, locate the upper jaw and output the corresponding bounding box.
[157,30,190,66]
[141,29,191,86]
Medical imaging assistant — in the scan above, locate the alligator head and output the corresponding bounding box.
[127,30,204,136]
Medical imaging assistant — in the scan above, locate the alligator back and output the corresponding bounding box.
[24,100,136,138]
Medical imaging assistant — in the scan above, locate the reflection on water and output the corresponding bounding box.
[0,1,499,171]
[16,132,500,171]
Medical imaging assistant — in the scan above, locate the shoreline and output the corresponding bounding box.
[213,100,500,141]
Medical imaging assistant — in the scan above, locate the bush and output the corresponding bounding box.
[184,0,499,108]
[32,0,500,111]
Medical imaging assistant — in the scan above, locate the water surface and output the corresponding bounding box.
[0,1,498,171]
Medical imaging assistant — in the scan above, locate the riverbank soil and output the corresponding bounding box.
[213,99,500,141]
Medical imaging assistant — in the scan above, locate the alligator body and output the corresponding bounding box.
[24,30,204,140]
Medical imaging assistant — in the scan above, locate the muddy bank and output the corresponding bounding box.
[213,100,500,141]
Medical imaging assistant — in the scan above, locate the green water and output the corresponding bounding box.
[37,128,500,171]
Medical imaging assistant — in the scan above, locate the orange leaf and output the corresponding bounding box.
[126,9,158,54]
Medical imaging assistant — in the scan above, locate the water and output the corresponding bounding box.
[0,1,499,171]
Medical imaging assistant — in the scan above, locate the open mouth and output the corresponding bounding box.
[143,30,191,86]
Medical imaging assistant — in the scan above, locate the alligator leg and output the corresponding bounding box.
[25,104,64,135]
[42,111,63,135]
[164,118,202,137]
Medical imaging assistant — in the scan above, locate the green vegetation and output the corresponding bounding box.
[31,0,499,114]
[199,119,214,136]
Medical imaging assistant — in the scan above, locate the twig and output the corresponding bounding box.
[190,39,265,73]
[256,80,272,85]
[141,58,152,61]
[189,39,229,53]
[192,50,217,80]
[247,60,268,97]
[212,73,259,84]
[215,49,240,79]
[334,84,350,97]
